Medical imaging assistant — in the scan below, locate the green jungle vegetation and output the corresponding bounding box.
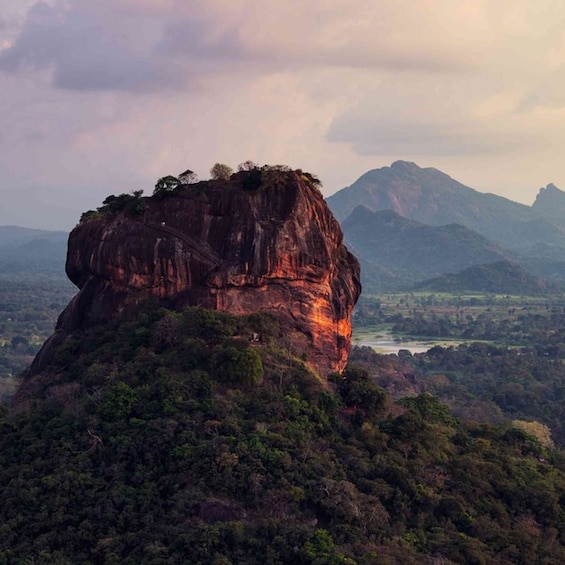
[79,164,323,224]
[3,306,565,563]
[354,292,565,344]
[352,292,565,445]
[0,274,75,400]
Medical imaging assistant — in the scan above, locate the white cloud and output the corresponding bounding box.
[2,0,565,227]
[0,0,480,95]
[0,1,179,92]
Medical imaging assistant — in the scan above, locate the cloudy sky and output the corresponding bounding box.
[1,0,565,229]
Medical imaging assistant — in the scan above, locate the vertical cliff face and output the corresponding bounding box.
[31,170,361,377]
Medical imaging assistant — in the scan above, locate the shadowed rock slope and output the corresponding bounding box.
[27,169,360,382]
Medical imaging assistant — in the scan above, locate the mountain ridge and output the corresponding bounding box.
[0,226,69,277]
[415,260,551,294]
[327,161,565,261]
[0,225,68,248]
[341,205,515,292]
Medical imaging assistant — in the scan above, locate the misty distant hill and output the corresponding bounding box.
[341,206,514,292]
[327,161,565,261]
[415,261,551,295]
[0,226,67,248]
[0,225,68,277]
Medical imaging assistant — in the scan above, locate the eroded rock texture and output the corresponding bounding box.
[31,170,360,377]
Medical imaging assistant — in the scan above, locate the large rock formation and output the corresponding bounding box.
[30,169,360,378]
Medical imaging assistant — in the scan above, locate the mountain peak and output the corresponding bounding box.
[326,162,565,261]
[537,182,563,195]
[532,182,565,223]
[390,160,420,170]
[327,161,484,223]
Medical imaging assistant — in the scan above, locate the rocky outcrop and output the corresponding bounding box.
[30,169,360,378]
[532,183,565,227]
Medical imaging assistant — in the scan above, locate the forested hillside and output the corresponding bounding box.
[415,261,551,295]
[341,206,514,292]
[3,307,565,563]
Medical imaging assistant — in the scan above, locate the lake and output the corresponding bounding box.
[352,326,462,355]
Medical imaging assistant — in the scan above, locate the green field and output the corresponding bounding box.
[353,291,565,349]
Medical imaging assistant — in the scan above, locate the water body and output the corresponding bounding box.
[352,327,461,355]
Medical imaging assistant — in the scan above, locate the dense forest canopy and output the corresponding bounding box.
[4,191,565,561]
[2,306,565,563]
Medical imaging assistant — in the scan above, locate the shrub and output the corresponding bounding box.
[153,175,180,197]
[88,190,146,217]
[99,381,138,421]
[237,160,259,171]
[210,163,234,181]
[338,365,386,419]
[80,210,100,222]
[210,346,264,386]
[260,165,291,191]
[178,169,198,184]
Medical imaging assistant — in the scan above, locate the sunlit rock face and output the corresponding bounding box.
[32,170,361,377]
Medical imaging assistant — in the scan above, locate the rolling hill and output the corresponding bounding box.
[341,206,514,292]
[0,225,68,276]
[415,260,551,294]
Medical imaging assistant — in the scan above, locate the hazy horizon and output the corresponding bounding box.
[0,159,556,232]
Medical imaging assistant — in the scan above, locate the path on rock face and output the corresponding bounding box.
[143,221,222,267]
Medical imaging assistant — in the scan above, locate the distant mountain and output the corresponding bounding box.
[0,225,68,277]
[0,225,67,248]
[532,183,565,228]
[415,261,551,295]
[327,161,565,260]
[342,206,513,292]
